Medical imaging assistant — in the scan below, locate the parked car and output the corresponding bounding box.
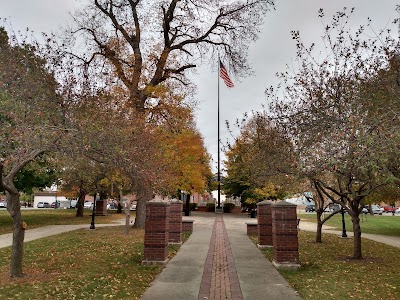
[372,205,384,215]
[51,202,60,208]
[396,207,400,214]
[84,201,93,209]
[107,202,117,210]
[383,206,397,213]
[70,200,78,209]
[0,201,6,208]
[363,205,383,215]
[305,204,315,212]
[329,203,342,213]
[37,202,51,208]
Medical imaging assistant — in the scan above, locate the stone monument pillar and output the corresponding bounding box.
[94,200,107,216]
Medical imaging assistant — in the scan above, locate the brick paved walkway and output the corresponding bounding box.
[198,215,243,300]
[139,213,302,300]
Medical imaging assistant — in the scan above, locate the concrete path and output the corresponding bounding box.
[0,219,126,249]
[223,214,302,300]
[140,214,214,300]
[299,221,400,248]
[140,213,302,300]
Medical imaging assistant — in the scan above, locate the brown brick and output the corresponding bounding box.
[143,200,170,263]
[257,201,272,247]
[169,200,182,243]
[182,220,194,232]
[246,223,258,235]
[271,201,300,265]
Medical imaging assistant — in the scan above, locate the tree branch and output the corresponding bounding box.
[94,0,142,90]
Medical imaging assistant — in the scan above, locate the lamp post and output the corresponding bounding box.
[90,193,97,230]
[185,193,190,216]
[341,204,347,238]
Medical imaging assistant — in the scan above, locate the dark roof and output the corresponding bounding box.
[34,192,57,196]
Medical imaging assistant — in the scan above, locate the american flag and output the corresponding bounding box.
[219,61,234,88]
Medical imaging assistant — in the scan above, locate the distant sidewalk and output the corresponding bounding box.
[0,218,126,249]
[299,221,400,249]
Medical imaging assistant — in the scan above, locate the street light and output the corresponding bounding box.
[90,194,97,230]
[185,192,191,217]
[341,204,347,238]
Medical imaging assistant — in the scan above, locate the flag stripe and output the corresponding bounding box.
[219,61,234,88]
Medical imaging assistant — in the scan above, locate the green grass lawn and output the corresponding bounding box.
[0,226,190,300]
[2,209,399,299]
[0,209,127,235]
[299,213,400,236]
[251,231,400,300]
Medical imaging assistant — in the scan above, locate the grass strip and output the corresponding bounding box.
[0,226,190,299]
[250,231,400,299]
[298,213,400,237]
[0,210,127,235]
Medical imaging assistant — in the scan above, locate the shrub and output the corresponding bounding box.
[190,203,197,211]
[183,203,198,211]
[206,203,215,212]
[223,202,235,213]
[244,197,257,210]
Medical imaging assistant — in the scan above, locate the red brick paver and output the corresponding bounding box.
[198,215,243,300]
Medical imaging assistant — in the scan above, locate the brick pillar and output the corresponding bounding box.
[271,201,300,270]
[257,200,272,248]
[182,220,194,232]
[169,199,183,244]
[143,200,170,264]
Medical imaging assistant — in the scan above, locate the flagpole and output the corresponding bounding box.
[217,60,233,211]
[217,59,221,210]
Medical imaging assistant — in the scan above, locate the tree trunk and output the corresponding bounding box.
[351,214,363,259]
[133,188,153,228]
[76,201,84,217]
[117,202,123,214]
[316,212,323,243]
[76,188,86,217]
[133,198,147,228]
[124,210,130,235]
[120,190,130,235]
[6,191,25,277]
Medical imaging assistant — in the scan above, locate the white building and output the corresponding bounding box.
[211,190,226,204]
[33,192,69,208]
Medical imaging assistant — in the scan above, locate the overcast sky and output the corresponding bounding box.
[1,0,399,172]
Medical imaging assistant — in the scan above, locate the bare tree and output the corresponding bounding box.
[268,8,400,259]
[62,0,274,227]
